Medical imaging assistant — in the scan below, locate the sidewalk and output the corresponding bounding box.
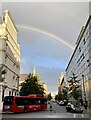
[82,107,90,114]
[0,110,2,114]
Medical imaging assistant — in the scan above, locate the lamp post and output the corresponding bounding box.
[82,74,86,102]
[16,76,19,96]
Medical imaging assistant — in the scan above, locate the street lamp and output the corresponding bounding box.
[16,76,19,95]
[82,74,86,102]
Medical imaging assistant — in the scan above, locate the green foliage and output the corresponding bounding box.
[61,88,68,100]
[71,87,82,100]
[55,94,61,101]
[47,93,53,101]
[55,94,59,101]
[55,89,68,102]
[20,73,44,96]
[67,73,81,100]
[57,94,62,101]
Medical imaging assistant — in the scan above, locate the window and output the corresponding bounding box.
[15,98,28,105]
[12,91,13,96]
[79,47,81,52]
[6,43,8,49]
[86,30,88,36]
[9,91,11,96]
[13,75,15,79]
[87,59,90,66]
[4,96,14,104]
[5,55,7,63]
[82,53,85,59]
[83,38,86,44]
[15,92,17,96]
[89,25,91,34]
[13,63,15,67]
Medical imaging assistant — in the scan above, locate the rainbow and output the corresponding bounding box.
[17,25,74,50]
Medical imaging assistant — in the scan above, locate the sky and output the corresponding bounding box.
[1,1,89,94]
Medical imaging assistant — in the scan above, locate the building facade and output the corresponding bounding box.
[65,16,91,110]
[58,72,67,95]
[0,10,20,110]
[19,74,28,91]
[58,72,64,95]
[42,83,48,98]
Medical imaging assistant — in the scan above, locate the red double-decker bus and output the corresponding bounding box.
[3,94,47,113]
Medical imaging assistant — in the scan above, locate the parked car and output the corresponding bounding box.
[66,103,83,113]
[59,100,68,106]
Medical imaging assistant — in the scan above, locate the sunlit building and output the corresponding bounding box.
[19,74,28,91]
[65,16,91,111]
[0,10,20,110]
[42,83,48,98]
[58,72,67,95]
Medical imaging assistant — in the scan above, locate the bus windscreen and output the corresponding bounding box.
[4,96,14,104]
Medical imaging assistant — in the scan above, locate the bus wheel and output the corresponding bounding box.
[24,107,28,113]
[41,106,44,111]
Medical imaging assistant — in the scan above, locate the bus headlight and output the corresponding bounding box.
[4,105,11,109]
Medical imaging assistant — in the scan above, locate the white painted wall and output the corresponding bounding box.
[0,10,20,111]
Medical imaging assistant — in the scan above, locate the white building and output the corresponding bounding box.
[58,72,67,95]
[65,16,91,111]
[42,83,48,98]
[0,10,20,110]
[19,74,28,91]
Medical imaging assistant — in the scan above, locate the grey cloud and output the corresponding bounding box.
[2,2,89,45]
[2,2,89,93]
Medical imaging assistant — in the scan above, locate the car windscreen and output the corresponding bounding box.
[4,96,14,105]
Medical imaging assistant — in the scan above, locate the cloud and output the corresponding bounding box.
[39,67,65,93]
[2,2,89,93]
[17,25,74,49]
[19,34,72,93]
[19,31,73,68]
[2,2,89,45]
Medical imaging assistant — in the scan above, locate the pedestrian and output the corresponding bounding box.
[79,98,83,106]
[84,101,88,110]
[49,101,53,111]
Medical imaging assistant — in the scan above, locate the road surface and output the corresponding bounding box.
[1,103,89,120]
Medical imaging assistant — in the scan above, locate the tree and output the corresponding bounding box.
[55,94,59,101]
[20,73,44,96]
[61,88,68,100]
[47,93,53,101]
[67,73,82,100]
[55,94,63,102]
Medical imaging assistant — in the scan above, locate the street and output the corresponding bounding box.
[0,3,91,120]
[1,103,89,119]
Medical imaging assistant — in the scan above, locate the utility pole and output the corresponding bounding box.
[82,75,86,102]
